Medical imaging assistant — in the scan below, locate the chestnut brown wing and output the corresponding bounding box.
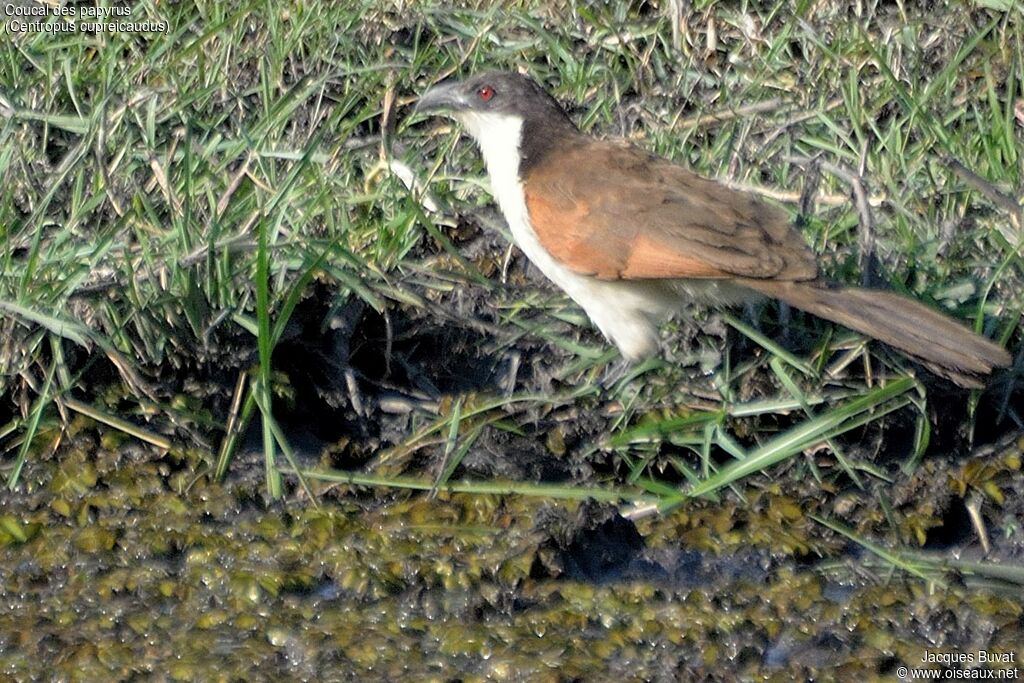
[523,140,819,282]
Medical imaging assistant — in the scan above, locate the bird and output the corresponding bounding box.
[415,71,1011,388]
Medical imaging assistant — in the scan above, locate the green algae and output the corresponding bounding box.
[1,424,1023,680]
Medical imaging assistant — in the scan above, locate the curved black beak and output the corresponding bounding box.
[415,81,469,114]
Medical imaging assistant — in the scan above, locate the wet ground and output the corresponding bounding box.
[2,433,1023,680]
[1,279,1022,680]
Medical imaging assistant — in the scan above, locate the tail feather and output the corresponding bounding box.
[742,279,1011,388]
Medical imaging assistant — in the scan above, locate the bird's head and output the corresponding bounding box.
[416,71,576,145]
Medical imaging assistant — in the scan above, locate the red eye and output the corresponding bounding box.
[477,85,494,102]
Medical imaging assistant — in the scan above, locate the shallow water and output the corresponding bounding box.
[2,425,1022,680]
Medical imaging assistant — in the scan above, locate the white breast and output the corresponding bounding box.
[454,111,743,361]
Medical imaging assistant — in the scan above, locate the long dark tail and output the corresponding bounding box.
[742,279,1011,388]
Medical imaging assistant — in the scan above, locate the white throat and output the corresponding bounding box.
[454,111,525,211]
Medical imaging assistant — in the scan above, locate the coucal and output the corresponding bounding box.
[417,71,1011,388]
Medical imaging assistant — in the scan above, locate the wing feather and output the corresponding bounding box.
[523,140,818,282]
